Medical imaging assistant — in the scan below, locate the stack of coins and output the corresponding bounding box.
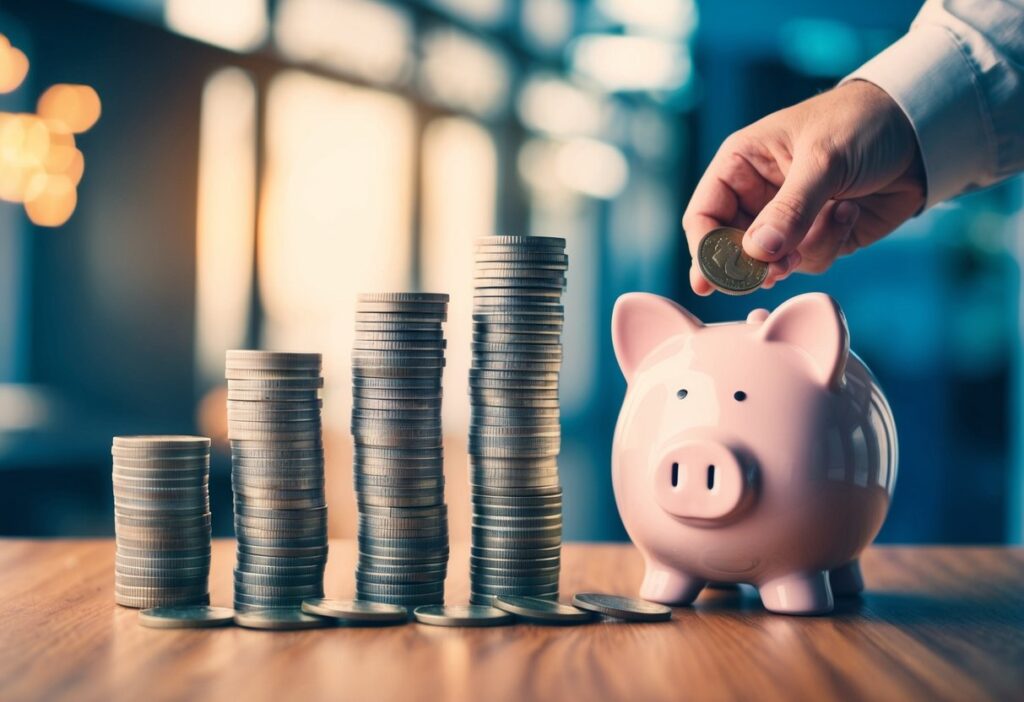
[112,436,212,608]
[351,293,450,608]
[226,350,327,612]
[469,236,567,605]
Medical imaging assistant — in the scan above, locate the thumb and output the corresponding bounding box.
[743,147,841,262]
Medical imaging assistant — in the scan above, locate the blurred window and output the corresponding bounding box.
[420,117,498,432]
[165,0,269,52]
[275,0,413,85]
[516,73,611,138]
[259,70,415,432]
[419,27,511,118]
[520,0,574,55]
[194,68,257,387]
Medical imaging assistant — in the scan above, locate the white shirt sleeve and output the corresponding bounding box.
[844,0,1024,208]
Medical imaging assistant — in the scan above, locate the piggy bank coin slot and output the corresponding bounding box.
[706,465,716,491]
[671,462,679,488]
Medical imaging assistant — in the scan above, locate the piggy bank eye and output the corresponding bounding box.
[676,389,688,399]
[733,391,747,401]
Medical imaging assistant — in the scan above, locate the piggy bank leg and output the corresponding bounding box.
[758,571,834,615]
[829,559,864,597]
[640,560,706,605]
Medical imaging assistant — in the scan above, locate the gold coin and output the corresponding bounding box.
[696,227,768,294]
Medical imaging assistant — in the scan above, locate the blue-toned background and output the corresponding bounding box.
[0,0,1020,544]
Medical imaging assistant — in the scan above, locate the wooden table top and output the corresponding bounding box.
[0,540,1021,702]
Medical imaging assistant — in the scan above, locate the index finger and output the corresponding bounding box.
[683,149,776,295]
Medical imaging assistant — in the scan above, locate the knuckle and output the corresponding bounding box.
[806,139,846,184]
[768,193,809,227]
[720,131,750,157]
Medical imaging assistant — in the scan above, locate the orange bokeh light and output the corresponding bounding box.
[0,44,29,94]
[37,84,102,133]
[24,173,77,227]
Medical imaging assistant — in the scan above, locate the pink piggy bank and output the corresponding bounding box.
[611,292,896,615]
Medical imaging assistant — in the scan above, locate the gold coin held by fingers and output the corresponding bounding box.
[697,227,769,295]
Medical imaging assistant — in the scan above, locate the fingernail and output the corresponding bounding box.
[690,265,712,297]
[751,226,785,255]
[834,201,860,224]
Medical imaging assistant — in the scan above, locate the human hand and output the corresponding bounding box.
[683,80,925,295]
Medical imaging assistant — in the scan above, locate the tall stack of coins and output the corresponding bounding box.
[226,350,327,612]
[112,435,212,608]
[468,236,567,605]
[351,293,449,608]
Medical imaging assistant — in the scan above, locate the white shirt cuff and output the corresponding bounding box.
[844,25,990,209]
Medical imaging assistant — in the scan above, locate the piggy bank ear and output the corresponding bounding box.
[612,293,703,383]
[758,293,849,390]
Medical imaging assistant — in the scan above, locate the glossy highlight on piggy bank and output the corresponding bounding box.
[611,292,897,615]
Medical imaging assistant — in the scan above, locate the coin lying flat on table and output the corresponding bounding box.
[233,608,334,630]
[492,595,593,624]
[696,226,768,295]
[413,604,515,627]
[302,598,408,624]
[138,605,236,629]
[571,593,673,622]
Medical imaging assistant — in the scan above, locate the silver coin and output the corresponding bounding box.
[471,544,561,559]
[354,336,445,347]
[236,552,325,568]
[475,235,565,248]
[354,312,447,324]
[571,593,673,622]
[228,410,323,423]
[232,475,324,490]
[234,571,324,586]
[473,259,568,271]
[353,343,447,355]
[472,506,563,520]
[113,436,210,450]
[225,367,321,380]
[138,605,234,629]
[491,596,590,624]
[228,399,323,411]
[357,292,449,304]
[411,604,511,627]
[354,569,446,582]
[472,574,561,589]
[352,376,444,388]
[471,561,560,576]
[235,543,329,559]
[352,348,447,360]
[233,608,333,630]
[472,485,562,499]
[226,349,321,365]
[355,305,448,318]
[117,593,210,609]
[227,377,324,389]
[300,598,408,623]
[473,324,564,336]
[227,390,321,402]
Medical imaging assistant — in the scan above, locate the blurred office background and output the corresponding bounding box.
[0,0,1021,544]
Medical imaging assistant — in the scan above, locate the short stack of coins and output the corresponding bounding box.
[226,350,327,612]
[469,235,567,605]
[112,435,212,608]
[351,292,450,608]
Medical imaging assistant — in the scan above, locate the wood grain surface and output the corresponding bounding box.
[0,540,1020,702]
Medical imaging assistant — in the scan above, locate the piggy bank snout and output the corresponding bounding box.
[653,439,754,523]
